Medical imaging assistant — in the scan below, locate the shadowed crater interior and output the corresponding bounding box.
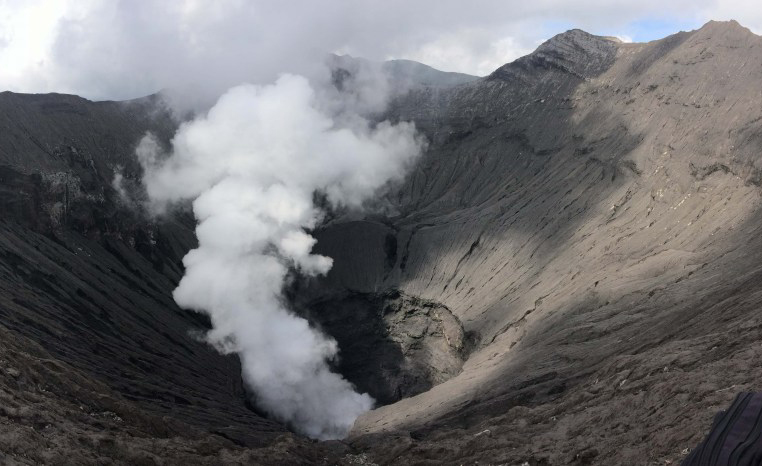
[291,288,472,405]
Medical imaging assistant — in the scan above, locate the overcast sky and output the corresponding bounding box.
[0,0,759,101]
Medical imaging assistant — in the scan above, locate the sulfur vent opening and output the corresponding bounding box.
[294,290,473,406]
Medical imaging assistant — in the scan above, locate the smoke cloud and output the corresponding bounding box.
[138,73,423,439]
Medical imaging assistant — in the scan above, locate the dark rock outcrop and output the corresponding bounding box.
[295,290,469,405]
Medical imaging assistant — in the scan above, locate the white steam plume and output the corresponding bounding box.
[138,74,422,439]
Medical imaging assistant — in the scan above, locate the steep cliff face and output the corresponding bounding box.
[2,20,762,465]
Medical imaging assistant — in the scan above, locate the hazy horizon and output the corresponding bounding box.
[0,0,759,103]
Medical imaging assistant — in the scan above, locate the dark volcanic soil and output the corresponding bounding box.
[1,19,762,466]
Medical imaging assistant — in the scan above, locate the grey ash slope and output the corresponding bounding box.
[307,20,762,464]
[0,94,338,464]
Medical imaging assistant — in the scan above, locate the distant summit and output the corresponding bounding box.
[327,53,479,90]
[490,28,618,81]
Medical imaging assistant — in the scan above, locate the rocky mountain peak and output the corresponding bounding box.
[691,19,759,46]
[489,28,618,81]
[700,19,753,33]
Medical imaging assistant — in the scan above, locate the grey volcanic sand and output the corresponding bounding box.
[314,20,762,465]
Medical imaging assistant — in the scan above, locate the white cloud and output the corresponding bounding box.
[0,0,82,92]
[0,0,748,101]
[396,29,533,76]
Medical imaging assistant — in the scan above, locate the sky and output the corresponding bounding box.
[0,0,759,101]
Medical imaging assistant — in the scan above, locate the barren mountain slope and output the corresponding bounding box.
[0,93,341,464]
[304,20,762,464]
